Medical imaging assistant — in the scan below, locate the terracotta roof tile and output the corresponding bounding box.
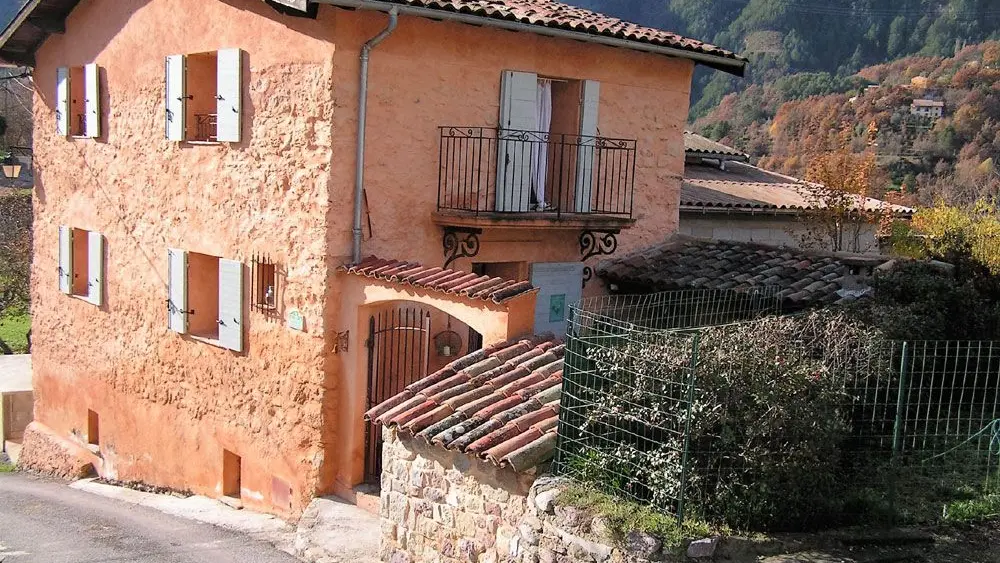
[598,235,892,310]
[342,257,538,304]
[369,0,744,67]
[365,335,564,472]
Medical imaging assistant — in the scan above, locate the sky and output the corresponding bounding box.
[0,0,30,36]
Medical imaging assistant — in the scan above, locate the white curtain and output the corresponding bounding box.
[533,79,553,209]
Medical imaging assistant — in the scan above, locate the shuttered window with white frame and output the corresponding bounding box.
[58,226,104,306]
[56,67,70,137]
[86,231,104,306]
[217,258,244,352]
[167,248,188,333]
[215,48,243,143]
[58,225,72,294]
[165,55,186,141]
[84,63,101,139]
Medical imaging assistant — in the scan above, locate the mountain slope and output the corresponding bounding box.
[571,0,1000,117]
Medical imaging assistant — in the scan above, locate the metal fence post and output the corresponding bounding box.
[677,333,700,523]
[890,341,911,521]
[553,306,578,474]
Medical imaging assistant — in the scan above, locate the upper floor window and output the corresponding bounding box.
[56,64,101,138]
[165,49,243,143]
[58,225,104,306]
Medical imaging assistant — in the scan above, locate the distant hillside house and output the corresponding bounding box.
[680,132,911,253]
[910,99,944,119]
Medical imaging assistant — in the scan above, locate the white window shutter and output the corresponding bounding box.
[56,67,70,137]
[218,259,244,352]
[167,248,188,333]
[84,63,101,138]
[165,55,186,141]
[496,70,537,212]
[575,80,600,213]
[87,231,104,306]
[58,225,72,294]
[216,48,242,143]
[530,262,585,337]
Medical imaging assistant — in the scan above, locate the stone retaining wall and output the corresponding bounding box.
[379,428,536,563]
[379,429,766,563]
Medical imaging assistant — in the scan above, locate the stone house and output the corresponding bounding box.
[680,132,911,253]
[0,0,745,517]
[910,99,944,119]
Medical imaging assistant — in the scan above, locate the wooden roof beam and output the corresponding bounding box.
[26,17,65,34]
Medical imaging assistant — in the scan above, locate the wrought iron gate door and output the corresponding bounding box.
[365,306,432,484]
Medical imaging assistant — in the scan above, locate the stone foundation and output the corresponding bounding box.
[18,421,97,479]
[378,429,774,563]
[379,428,535,563]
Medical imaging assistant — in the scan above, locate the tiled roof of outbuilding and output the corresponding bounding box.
[681,162,914,215]
[342,257,536,304]
[684,131,749,161]
[365,336,563,472]
[598,235,891,309]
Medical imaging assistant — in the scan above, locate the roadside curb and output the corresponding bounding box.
[69,478,299,556]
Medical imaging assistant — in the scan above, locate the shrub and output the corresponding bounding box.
[568,312,885,531]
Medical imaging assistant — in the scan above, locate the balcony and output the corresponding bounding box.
[435,127,637,230]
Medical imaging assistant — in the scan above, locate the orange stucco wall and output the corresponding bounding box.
[324,8,693,271]
[29,0,695,516]
[31,0,338,515]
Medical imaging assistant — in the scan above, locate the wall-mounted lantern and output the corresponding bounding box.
[1,155,21,182]
[434,329,462,358]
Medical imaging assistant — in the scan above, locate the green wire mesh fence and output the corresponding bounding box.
[553,290,1000,531]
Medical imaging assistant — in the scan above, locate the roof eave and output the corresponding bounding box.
[316,0,748,76]
[0,0,78,67]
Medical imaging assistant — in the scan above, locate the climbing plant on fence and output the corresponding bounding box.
[554,290,1000,532]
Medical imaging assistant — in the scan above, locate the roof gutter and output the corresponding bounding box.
[311,0,747,76]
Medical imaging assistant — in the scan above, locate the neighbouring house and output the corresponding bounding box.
[680,132,912,252]
[910,99,944,119]
[0,0,745,517]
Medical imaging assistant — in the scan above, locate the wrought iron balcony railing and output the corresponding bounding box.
[438,126,636,219]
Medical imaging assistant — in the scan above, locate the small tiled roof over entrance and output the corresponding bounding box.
[598,235,890,308]
[342,257,536,304]
[365,336,563,472]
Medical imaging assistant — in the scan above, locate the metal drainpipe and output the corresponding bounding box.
[352,7,398,265]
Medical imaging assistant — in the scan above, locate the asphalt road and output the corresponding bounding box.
[0,472,301,563]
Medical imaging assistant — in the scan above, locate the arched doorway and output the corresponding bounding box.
[364,305,432,484]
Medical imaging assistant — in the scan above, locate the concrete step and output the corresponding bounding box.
[294,496,380,563]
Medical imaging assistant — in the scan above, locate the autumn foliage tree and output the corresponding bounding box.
[799,134,889,253]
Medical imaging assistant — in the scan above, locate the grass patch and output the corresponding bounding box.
[943,493,1000,523]
[0,461,14,473]
[557,483,717,548]
[0,313,29,353]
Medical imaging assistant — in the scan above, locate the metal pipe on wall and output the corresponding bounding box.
[352,7,398,264]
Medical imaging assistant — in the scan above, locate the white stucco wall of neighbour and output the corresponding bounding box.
[679,215,881,253]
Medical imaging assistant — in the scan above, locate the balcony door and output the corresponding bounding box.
[496,71,600,214]
[497,71,538,212]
